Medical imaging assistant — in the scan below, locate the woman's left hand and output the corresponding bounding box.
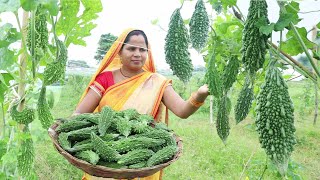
[198,84,209,97]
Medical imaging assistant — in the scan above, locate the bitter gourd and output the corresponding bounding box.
[91,132,121,162]
[241,0,269,75]
[56,119,92,133]
[114,137,165,153]
[146,145,178,167]
[58,132,71,150]
[75,150,100,165]
[216,95,230,144]
[26,4,48,62]
[115,117,132,137]
[255,62,296,176]
[118,149,154,166]
[99,106,114,136]
[10,104,35,125]
[17,126,35,177]
[68,125,98,141]
[234,74,254,124]
[205,51,223,98]
[43,40,68,86]
[189,0,209,52]
[37,86,54,129]
[222,55,240,92]
[165,8,193,83]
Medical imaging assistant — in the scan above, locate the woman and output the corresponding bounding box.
[75,28,209,180]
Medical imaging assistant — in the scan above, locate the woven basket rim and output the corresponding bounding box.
[48,121,183,178]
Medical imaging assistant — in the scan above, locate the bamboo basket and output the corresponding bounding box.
[48,122,183,179]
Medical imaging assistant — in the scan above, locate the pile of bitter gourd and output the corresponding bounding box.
[56,106,178,169]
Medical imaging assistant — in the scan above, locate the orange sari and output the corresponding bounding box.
[78,28,171,180]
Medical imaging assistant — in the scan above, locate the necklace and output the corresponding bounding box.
[120,68,131,78]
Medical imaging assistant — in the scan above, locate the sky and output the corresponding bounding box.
[1,0,320,71]
[69,0,214,70]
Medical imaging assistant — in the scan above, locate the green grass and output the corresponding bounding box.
[29,75,320,180]
[163,113,320,180]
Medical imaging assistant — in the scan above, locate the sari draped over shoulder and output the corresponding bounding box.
[78,28,171,180]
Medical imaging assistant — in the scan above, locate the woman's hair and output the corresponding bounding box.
[120,30,148,51]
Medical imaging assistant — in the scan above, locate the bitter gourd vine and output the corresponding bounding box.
[241,0,269,76]
[165,8,193,83]
[255,61,296,176]
[189,0,209,52]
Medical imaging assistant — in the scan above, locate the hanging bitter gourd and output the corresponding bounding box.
[165,8,193,83]
[241,0,269,75]
[189,0,209,52]
[234,74,254,124]
[17,126,35,177]
[37,86,54,129]
[10,104,35,125]
[43,39,68,86]
[222,55,240,92]
[255,62,296,176]
[26,4,48,61]
[205,51,223,98]
[216,95,230,144]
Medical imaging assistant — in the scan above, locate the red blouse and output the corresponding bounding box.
[89,71,115,97]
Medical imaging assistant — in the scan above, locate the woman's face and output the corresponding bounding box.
[119,35,148,71]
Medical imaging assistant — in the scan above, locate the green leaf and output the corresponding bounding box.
[259,23,275,36]
[151,18,159,25]
[0,0,20,13]
[20,0,39,11]
[317,22,320,29]
[41,0,59,16]
[0,82,7,103]
[209,0,222,14]
[313,50,320,61]
[281,27,316,56]
[0,74,5,85]
[0,72,14,85]
[221,0,236,10]
[56,0,102,46]
[0,23,21,48]
[274,13,296,31]
[284,1,300,25]
[1,148,18,166]
[255,17,274,36]
[56,0,81,37]
[0,139,7,159]
[0,48,15,69]
[66,22,97,46]
[217,19,242,34]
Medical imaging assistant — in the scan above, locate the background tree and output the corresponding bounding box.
[94,33,117,63]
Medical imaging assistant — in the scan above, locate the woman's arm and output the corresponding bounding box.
[73,89,101,115]
[162,84,209,119]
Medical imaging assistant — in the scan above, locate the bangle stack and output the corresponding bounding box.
[188,92,205,108]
